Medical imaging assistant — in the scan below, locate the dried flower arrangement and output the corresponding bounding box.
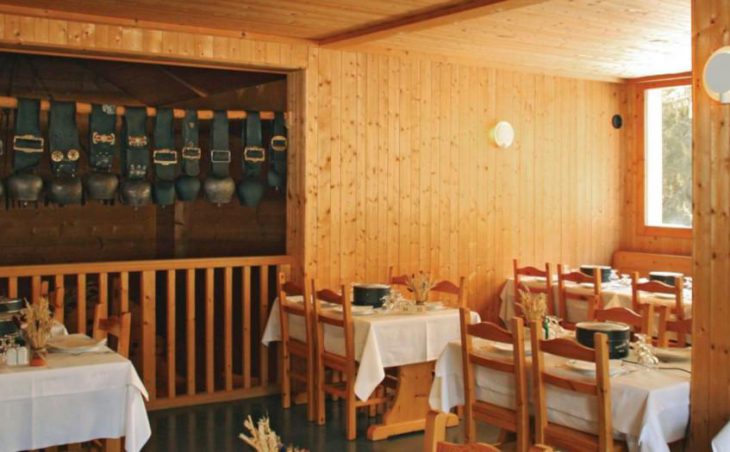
[516,286,547,323]
[16,296,53,352]
[405,272,436,304]
[240,415,307,452]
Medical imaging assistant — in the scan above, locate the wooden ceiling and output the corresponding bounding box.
[0,0,690,81]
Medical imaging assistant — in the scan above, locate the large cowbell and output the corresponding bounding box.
[47,102,83,205]
[120,107,152,208]
[8,98,44,205]
[152,109,178,207]
[85,104,119,202]
[237,111,265,208]
[176,110,201,202]
[203,111,234,205]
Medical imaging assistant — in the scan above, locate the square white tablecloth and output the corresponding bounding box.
[429,340,690,452]
[499,276,692,325]
[262,296,480,401]
[0,349,150,452]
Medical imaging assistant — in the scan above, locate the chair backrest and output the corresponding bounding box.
[529,323,613,451]
[278,272,313,347]
[311,280,355,369]
[387,266,409,288]
[631,272,684,318]
[557,264,601,325]
[657,305,692,347]
[92,304,132,358]
[460,309,529,450]
[514,259,553,315]
[432,276,467,308]
[594,306,654,336]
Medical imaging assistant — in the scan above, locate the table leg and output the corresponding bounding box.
[367,361,458,441]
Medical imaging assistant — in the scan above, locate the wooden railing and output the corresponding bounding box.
[0,255,293,410]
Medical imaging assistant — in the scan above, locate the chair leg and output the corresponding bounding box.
[306,361,315,422]
[316,364,326,425]
[281,351,291,409]
[346,387,357,440]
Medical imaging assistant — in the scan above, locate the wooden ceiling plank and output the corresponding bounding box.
[318,0,549,48]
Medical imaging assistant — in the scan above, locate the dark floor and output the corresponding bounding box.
[144,395,503,452]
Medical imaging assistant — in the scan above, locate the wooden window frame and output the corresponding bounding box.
[630,73,693,240]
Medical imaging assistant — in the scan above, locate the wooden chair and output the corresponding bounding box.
[92,303,131,358]
[432,276,467,308]
[557,264,601,329]
[657,305,692,348]
[460,310,529,451]
[529,323,626,451]
[514,260,554,316]
[631,272,684,319]
[277,272,315,421]
[594,306,654,336]
[425,410,553,452]
[311,281,388,440]
[387,265,409,288]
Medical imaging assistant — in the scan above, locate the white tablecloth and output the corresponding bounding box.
[0,348,150,452]
[262,296,480,401]
[499,276,692,325]
[429,340,690,452]
[713,421,730,452]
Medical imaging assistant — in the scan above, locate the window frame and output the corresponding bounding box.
[633,73,693,239]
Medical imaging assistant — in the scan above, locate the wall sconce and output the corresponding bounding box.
[491,121,514,148]
[703,46,730,104]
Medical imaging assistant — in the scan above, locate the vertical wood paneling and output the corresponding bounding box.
[691,0,730,447]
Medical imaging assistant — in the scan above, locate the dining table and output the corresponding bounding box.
[262,296,480,440]
[499,276,693,326]
[429,337,690,452]
[0,339,151,452]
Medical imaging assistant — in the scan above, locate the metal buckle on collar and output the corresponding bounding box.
[182,146,202,160]
[243,146,265,163]
[211,149,231,163]
[128,135,148,147]
[153,149,178,165]
[270,135,287,152]
[92,132,116,145]
[13,134,44,153]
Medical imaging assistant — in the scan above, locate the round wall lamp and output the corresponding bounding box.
[703,46,730,104]
[491,121,515,148]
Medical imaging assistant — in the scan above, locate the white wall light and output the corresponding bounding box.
[703,46,730,104]
[491,121,514,148]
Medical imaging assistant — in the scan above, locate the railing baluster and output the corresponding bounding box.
[186,268,196,396]
[224,266,233,391]
[141,270,157,401]
[77,274,87,335]
[243,266,251,389]
[8,277,17,298]
[205,268,214,394]
[120,272,129,312]
[54,274,64,323]
[259,265,269,385]
[167,270,176,399]
[32,275,41,302]
[99,272,108,311]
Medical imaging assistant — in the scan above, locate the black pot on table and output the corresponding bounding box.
[353,284,391,308]
[575,321,631,359]
[579,265,612,283]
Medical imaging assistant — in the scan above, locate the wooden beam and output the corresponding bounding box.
[158,67,209,99]
[318,0,548,49]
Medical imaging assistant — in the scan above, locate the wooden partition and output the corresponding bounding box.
[0,255,292,410]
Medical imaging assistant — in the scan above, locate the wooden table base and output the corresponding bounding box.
[367,361,458,441]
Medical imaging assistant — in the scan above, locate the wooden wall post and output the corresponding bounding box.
[691,0,730,447]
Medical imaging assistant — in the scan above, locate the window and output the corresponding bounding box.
[644,84,692,229]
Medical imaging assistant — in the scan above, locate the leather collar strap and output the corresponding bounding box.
[243,111,265,177]
[153,108,178,181]
[48,101,81,177]
[121,107,149,180]
[267,112,287,191]
[210,111,231,178]
[12,98,44,173]
[181,110,201,177]
[88,104,117,172]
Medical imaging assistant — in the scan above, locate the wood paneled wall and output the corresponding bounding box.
[619,82,692,256]
[303,48,624,319]
[0,12,624,320]
[691,0,730,447]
